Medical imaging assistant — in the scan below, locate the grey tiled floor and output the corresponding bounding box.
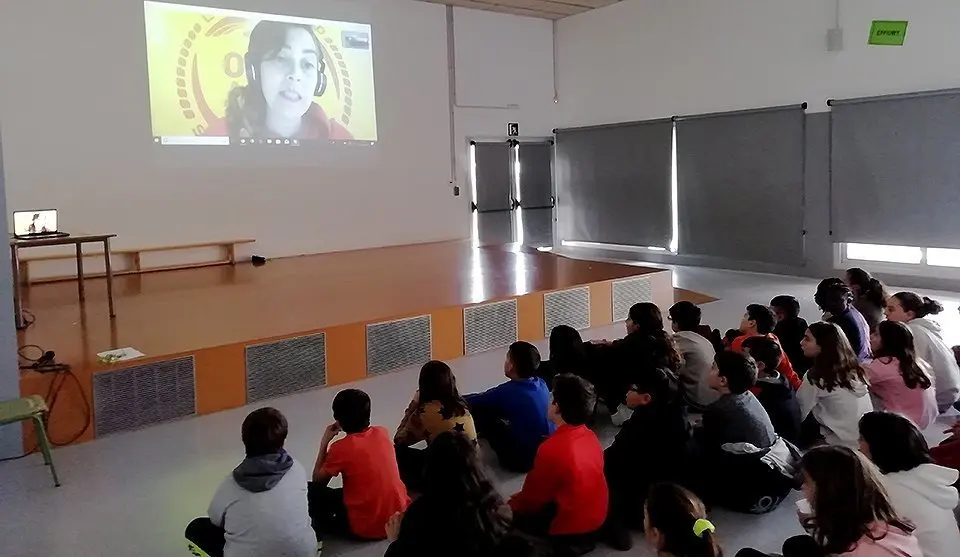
[1,266,957,557]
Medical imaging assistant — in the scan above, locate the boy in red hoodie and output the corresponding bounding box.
[510,374,608,556]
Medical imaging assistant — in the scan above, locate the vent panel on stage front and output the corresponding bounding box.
[93,356,196,437]
[463,299,519,355]
[366,315,432,376]
[612,276,654,322]
[544,286,591,333]
[245,333,327,403]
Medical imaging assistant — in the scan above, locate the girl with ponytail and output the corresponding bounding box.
[845,268,888,331]
[886,292,960,412]
[644,482,722,557]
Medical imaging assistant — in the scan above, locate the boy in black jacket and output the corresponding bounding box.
[601,367,689,551]
[741,336,801,445]
[770,295,811,374]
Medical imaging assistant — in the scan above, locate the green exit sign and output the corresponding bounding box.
[869,20,908,46]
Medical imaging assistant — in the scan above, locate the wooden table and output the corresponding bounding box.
[10,234,116,329]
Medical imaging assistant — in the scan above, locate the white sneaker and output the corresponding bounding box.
[611,404,633,427]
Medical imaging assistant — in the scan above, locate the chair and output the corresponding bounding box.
[0,395,61,486]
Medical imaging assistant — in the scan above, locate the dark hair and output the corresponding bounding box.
[815,282,853,314]
[723,329,742,345]
[423,432,511,555]
[419,361,468,420]
[807,322,866,392]
[507,341,541,379]
[892,292,944,319]
[241,407,288,457]
[629,303,684,374]
[817,277,847,292]
[859,411,934,475]
[548,325,588,377]
[551,374,595,426]
[846,268,888,310]
[770,295,801,319]
[745,304,775,335]
[629,302,666,334]
[669,301,702,331]
[800,446,914,554]
[226,21,323,138]
[332,389,371,433]
[713,351,759,394]
[872,321,933,390]
[645,483,723,557]
[740,335,782,375]
[631,367,682,406]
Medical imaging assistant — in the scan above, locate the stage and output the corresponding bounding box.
[16,241,686,446]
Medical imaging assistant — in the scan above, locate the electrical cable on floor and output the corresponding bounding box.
[0,344,93,463]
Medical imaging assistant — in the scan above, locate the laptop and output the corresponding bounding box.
[13,209,70,240]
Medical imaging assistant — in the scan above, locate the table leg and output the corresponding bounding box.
[104,238,116,318]
[11,245,23,329]
[76,242,85,301]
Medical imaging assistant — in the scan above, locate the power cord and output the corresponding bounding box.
[0,345,93,463]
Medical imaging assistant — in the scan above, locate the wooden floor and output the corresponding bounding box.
[17,241,658,371]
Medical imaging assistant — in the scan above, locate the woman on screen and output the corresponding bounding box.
[205,21,352,141]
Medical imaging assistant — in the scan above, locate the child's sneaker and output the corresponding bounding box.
[187,542,211,557]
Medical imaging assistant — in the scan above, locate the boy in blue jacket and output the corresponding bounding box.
[465,341,555,472]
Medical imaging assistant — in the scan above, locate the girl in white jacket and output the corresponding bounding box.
[797,322,873,449]
[859,411,960,557]
[886,292,960,412]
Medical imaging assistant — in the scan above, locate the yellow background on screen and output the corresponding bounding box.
[144,3,377,141]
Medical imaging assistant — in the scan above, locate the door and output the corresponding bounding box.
[470,140,554,248]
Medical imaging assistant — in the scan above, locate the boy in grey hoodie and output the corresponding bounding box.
[186,407,318,557]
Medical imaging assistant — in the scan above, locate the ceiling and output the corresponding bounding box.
[416,0,623,20]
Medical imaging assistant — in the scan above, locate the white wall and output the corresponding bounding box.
[0,0,554,259]
[556,0,960,126]
[0,127,21,459]
[453,8,557,189]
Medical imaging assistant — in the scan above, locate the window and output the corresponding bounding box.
[927,247,960,268]
[845,243,923,264]
[841,242,960,277]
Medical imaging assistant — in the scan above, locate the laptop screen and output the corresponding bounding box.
[13,210,58,235]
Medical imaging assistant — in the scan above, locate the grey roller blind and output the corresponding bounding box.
[555,120,673,248]
[676,106,806,264]
[830,89,960,249]
[474,142,512,211]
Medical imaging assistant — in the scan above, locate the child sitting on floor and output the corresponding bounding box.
[864,321,938,430]
[510,374,609,557]
[741,336,801,445]
[693,351,777,455]
[465,341,555,473]
[644,483,722,557]
[770,295,811,374]
[394,361,477,490]
[731,304,802,390]
[687,352,798,513]
[185,407,318,557]
[797,322,873,449]
[602,368,690,551]
[310,389,410,541]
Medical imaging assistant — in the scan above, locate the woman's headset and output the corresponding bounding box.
[245,53,328,98]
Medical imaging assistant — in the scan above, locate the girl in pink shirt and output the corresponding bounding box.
[864,321,939,430]
[737,445,922,557]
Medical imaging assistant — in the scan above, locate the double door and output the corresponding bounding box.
[471,140,554,248]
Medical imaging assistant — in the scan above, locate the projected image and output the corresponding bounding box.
[144,2,377,146]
